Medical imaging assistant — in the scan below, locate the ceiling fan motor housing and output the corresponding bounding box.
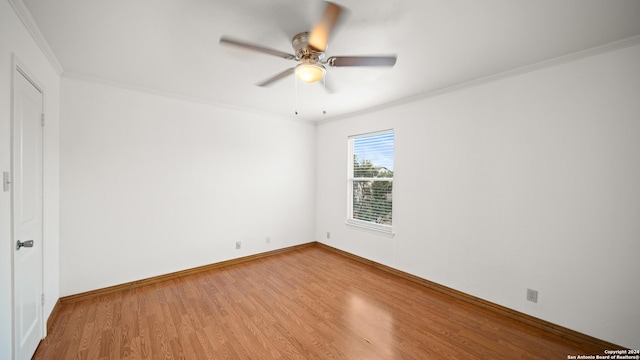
[292,32,325,63]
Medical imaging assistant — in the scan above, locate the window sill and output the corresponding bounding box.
[345,219,394,238]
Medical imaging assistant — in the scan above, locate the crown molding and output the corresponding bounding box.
[61,71,314,125]
[7,0,64,75]
[318,34,640,125]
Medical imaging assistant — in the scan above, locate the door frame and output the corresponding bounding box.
[11,54,46,360]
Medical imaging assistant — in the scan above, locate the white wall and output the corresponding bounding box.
[316,44,640,348]
[59,78,316,296]
[0,0,61,358]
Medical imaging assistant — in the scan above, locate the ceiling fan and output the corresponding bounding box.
[219,2,397,88]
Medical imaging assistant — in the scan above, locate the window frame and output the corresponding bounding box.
[346,130,395,237]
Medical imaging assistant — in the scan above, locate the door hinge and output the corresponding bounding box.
[2,171,10,192]
[41,293,45,306]
[41,113,45,127]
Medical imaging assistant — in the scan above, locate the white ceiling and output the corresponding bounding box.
[20,0,640,121]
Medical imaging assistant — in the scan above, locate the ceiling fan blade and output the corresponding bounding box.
[256,68,295,87]
[327,56,397,67]
[220,36,296,60]
[309,2,342,51]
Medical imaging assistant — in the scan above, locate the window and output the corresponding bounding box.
[347,130,394,235]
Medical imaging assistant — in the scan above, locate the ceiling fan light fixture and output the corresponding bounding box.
[295,63,326,83]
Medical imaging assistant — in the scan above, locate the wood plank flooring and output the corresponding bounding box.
[34,246,610,359]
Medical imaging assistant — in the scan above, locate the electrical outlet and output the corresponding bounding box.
[326,232,331,239]
[527,288,538,303]
[235,241,241,250]
[266,236,271,244]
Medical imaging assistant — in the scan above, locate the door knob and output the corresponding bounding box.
[16,240,34,250]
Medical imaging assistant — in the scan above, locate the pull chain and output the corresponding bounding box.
[322,74,327,116]
[294,74,299,115]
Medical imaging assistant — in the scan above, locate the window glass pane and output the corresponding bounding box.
[353,131,394,178]
[352,180,393,225]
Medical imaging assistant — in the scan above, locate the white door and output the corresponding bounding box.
[12,67,44,360]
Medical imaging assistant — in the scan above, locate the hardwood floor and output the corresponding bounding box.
[34,245,610,359]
